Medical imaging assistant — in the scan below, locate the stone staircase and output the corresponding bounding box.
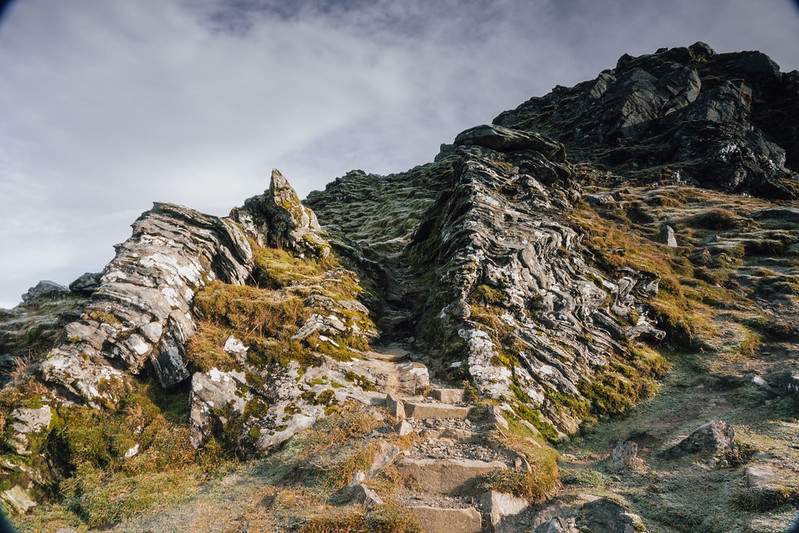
[350,344,529,533]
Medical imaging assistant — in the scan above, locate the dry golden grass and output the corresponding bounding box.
[570,205,719,347]
[487,415,560,501]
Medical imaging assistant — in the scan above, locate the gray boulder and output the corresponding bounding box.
[68,272,103,295]
[21,281,69,303]
[665,420,736,459]
[659,225,678,247]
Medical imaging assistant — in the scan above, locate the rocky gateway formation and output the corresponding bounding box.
[2,43,799,532]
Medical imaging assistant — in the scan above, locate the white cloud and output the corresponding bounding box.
[0,0,797,308]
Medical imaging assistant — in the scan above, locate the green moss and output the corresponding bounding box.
[315,389,337,406]
[576,352,663,419]
[737,329,762,358]
[472,283,504,305]
[545,389,590,420]
[343,370,377,392]
[509,383,559,443]
[687,208,740,230]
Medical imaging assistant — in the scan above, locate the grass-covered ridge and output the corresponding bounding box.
[8,378,230,531]
[186,241,376,372]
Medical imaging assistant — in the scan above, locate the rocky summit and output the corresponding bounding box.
[2,43,799,532]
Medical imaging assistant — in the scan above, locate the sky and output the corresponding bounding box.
[1,0,798,309]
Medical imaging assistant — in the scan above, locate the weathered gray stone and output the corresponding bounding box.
[291,313,347,341]
[455,124,566,161]
[366,441,401,477]
[576,497,647,533]
[0,485,36,514]
[223,335,248,359]
[385,393,405,419]
[8,405,52,454]
[396,457,506,495]
[610,441,640,470]
[396,361,430,395]
[483,490,529,530]
[349,483,383,509]
[666,420,736,459]
[396,419,413,436]
[403,401,471,420]
[231,169,328,257]
[659,225,678,247]
[21,281,69,303]
[68,272,102,295]
[407,505,482,533]
[431,387,465,403]
[189,368,248,448]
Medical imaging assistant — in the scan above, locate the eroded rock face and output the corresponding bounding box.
[405,127,665,433]
[39,202,255,401]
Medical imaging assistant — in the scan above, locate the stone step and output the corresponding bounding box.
[364,343,410,362]
[407,505,482,533]
[404,401,470,420]
[397,457,506,495]
[430,387,466,403]
[397,362,430,395]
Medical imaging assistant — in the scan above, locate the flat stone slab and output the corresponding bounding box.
[407,505,482,533]
[397,457,506,495]
[431,388,465,403]
[404,401,470,420]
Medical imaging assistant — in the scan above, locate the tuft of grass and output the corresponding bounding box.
[737,329,762,358]
[299,504,422,533]
[686,208,740,230]
[194,281,307,340]
[509,383,559,443]
[58,462,203,528]
[485,414,560,501]
[262,403,383,487]
[252,244,330,289]
[185,320,238,372]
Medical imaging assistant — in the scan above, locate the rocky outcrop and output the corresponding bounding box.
[231,169,328,258]
[406,126,665,434]
[494,42,799,199]
[532,495,647,533]
[39,202,255,403]
[26,169,330,409]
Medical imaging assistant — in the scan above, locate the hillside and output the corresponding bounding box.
[1,42,798,532]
